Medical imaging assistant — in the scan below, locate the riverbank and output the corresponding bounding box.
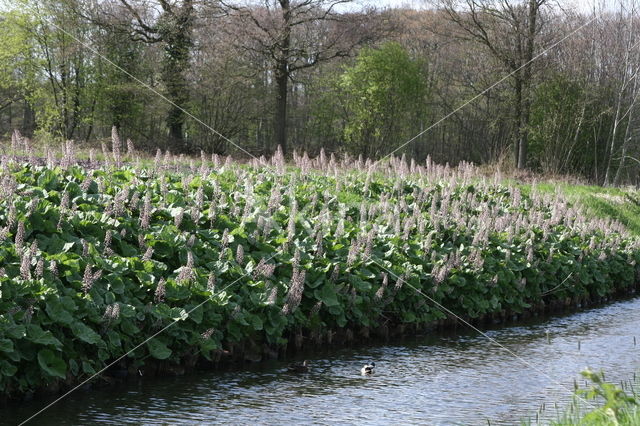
[525,181,640,237]
[546,369,640,425]
[7,293,640,425]
[1,144,640,402]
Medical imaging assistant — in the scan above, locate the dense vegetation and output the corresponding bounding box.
[0,134,639,397]
[2,0,640,184]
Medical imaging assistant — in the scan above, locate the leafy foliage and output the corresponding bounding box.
[318,42,428,157]
[0,149,638,397]
[551,369,640,426]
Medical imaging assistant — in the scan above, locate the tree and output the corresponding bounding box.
[0,9,36,137]
[93,25,148,141]
[437,0,548,169]
[90,0,195,151]
[603,1,640,186]
[221,0,378,155]
[333,42,428,157]
[187,15,262,154]
[2,0,101,141]
[528,74,612,177]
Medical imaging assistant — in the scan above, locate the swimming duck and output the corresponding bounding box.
[287,360,309,373]
[361,362,375,375]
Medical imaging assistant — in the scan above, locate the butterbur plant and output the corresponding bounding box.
[282,269,306,315]
[177,251,195,283]
[201,328,215,340]
[253,258,275,279]
[127,138,135,156]
[140,193,152,230]
[35,258,44,278]
[103,303,121,323]
[82,265,102,294]
[219,228,229,259]
[207,273,216,293]
[0,143,638,399]
[174,208,184,228]
[266,284,278,305]
[236,244,244,265]
[112,126,122,168]
[330,264,340,282]
[19,249,31,280]
[375,273,388,302]
[142,246,154,261]
[287,200,297,240]
[14,220,24,252]
[346,239,360,267]
[155,279,166,303]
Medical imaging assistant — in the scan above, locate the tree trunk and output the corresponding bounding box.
[22,100,36,138]
[613,17,640,185]
[603,77,626,186]
[604,6,636,186]
[613,81,639,186]
[517,111,528,169]
[517,0,539,170]
[514,76,524,167]
[274,61,289,155]
[613,109,633,186]
[60,62,70,139]
[160,0,193,153]
[274,0,292,155]
[167,104,186,150]
[561,102,586,173]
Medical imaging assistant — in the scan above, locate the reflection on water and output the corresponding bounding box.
[6,297,640,425]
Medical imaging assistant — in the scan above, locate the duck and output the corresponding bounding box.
[287,360,310,373]
[361,362,375,375]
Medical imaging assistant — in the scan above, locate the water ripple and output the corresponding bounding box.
[7,296,640,425]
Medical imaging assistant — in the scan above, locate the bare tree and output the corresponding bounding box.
[604,0,640,186]
[220,0,379,155]
[435,0,548,169]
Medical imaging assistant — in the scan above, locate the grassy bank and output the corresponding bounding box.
[546,370,640,425]
[1,143,640,399]
[522,181,640,237]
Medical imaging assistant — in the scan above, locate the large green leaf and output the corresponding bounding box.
[248,314,263,331]
[314,283,340,307]
[106,330,122,348]
[0,339,14,353]
[37,349,67,379]
[120,319,140,336]
[27,324,63,348]
[5,324,25,339]
[170,308,189,321]
[265,310,287,338]
[69,359,79,376]
[106,275,126,295]
[36,169,59,190]
[82,360,96,374]
[119,304,136,318]
[147,339,172,360]
[0,360,17,377]
[45,300,74,325]
[70,322,101,345]
[186,304,203,324]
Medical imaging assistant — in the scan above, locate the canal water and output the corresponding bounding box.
[7,297,640,425]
